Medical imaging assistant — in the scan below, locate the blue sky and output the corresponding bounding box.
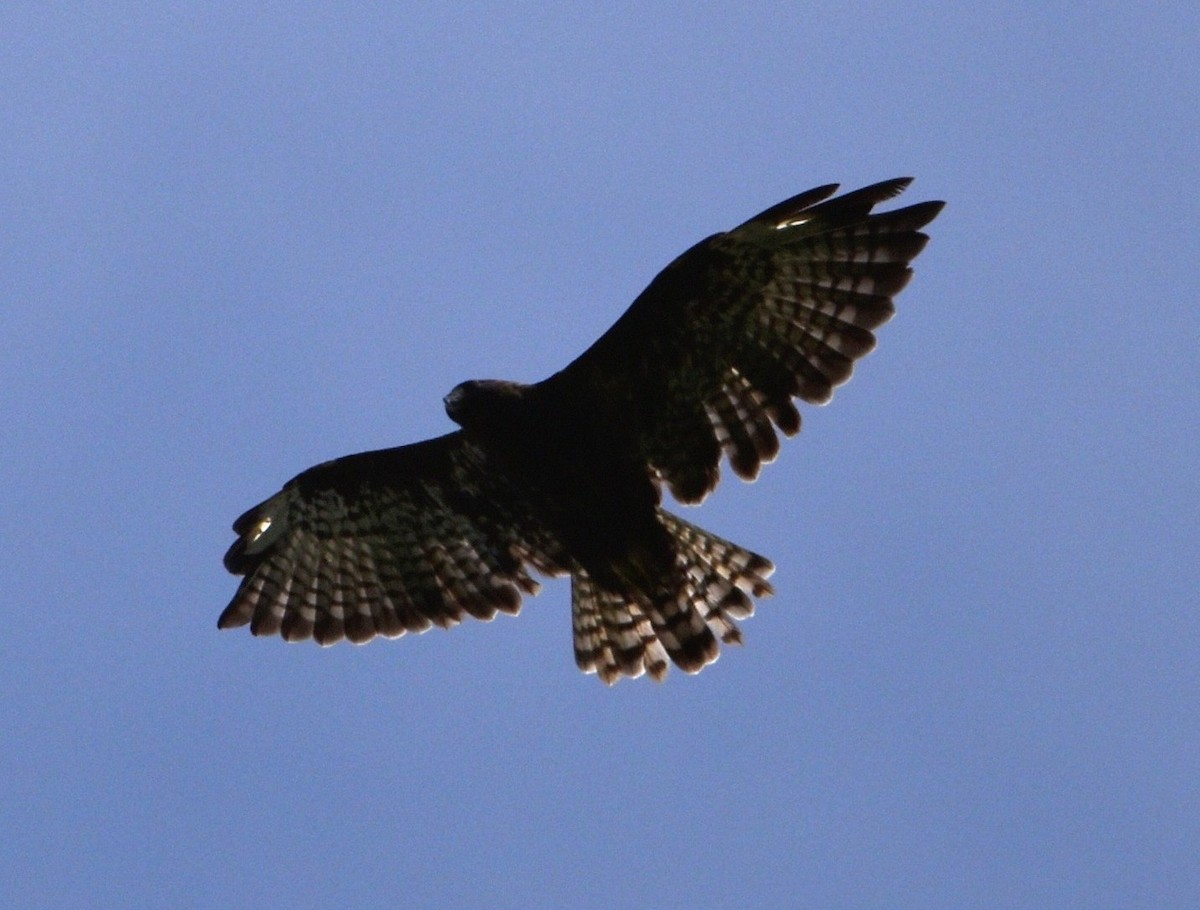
[3,4,1197,908]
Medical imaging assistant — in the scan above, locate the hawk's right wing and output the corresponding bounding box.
[220,433,570,645]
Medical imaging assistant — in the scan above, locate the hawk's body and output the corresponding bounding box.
[221,179,944,683]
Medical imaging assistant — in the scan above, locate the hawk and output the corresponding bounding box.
[220,179,943,683]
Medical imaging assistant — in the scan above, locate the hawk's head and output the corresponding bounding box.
[444,379,531,434]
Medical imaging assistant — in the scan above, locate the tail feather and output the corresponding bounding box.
[572,573,670,683]
[571,510,775,684]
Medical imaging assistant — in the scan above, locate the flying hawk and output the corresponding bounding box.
[220,178,943,683]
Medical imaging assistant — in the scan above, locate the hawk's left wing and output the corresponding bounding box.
[220,433,570,644]
[539,179,944,503]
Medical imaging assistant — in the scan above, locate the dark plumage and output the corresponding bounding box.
[220,179,944,683]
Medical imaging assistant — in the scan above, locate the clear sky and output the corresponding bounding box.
[4,4,1197,908]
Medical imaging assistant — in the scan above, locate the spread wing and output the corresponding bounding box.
[539,178,944,503]
[219,432,571,644]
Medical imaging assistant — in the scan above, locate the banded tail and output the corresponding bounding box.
[571,510,774,684]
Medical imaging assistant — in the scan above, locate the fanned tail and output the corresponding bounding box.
[571,510,775,684]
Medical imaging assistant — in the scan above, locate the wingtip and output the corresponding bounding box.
[832,176,914,206]
[879,176,914,197]
[740,178,923,232]
[917,198,948,220]
[739,183,841,229]
[885,198,946,231]
[814,177,914,214]
[216,597,251,629]
[222,537,248,574]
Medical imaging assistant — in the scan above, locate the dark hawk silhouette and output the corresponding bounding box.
[220,179,944,683]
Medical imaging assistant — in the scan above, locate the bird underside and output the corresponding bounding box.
[219,178,943,685]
